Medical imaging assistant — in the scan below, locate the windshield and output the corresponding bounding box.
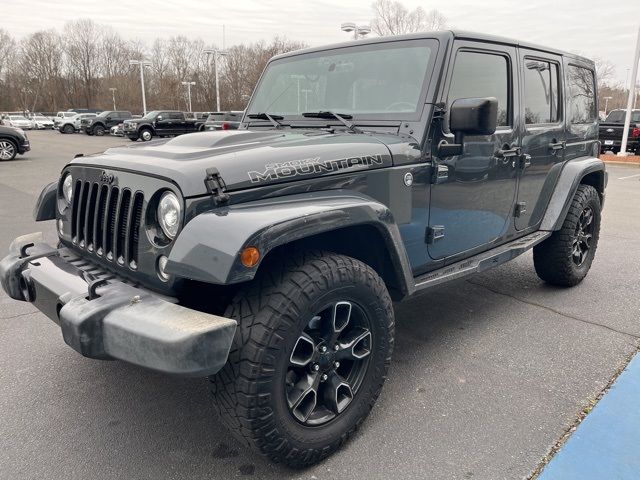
[247,39,436,119]
[605,110,640,123]
[141,111,160,120]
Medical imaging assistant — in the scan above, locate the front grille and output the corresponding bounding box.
[71,180,144,270]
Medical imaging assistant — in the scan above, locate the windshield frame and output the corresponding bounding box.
[245,38,440,124]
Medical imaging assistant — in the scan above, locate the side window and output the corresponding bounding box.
[567,65,596,124]
[170,112,184,120]
[448,51,510,126]
[524,59,560,124]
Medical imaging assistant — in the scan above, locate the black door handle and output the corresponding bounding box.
[495,146,522,159]
[549,140,565,151]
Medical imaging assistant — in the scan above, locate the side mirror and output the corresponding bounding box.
[156,115,163,121]
[438,97,498,157]
[106,117,112,121]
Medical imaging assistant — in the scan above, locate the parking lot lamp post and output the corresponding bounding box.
[181,81,196,112]
[129,59,152,115]
[603,96,612,116]
[341,22,371,40]
[109,88,117,110]
[204,49,228,112]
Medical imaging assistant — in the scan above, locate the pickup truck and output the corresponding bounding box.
[123,111,206,141]
[599,109,640,154]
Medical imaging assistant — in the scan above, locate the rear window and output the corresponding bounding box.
[567,65,596,124]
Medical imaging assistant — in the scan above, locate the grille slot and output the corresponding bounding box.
[70,181,144,270]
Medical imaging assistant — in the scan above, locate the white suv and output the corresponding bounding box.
[58,113,96,134]
[53,111,78,129]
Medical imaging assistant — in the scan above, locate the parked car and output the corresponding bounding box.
[31,115,55,130]
[54,111,78,129]
[110,123,124,136]
[202,111,243,131]
[599,109,640,154]
[68,108,103,114]
[2,115,34,130]
[82,110,132,136]
[0,125,30,161]
[1,31,605,467]
[123,110,206,141]
[59,113,97,134]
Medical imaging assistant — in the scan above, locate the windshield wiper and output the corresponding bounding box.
[247,112,284,128]
[301,111,361,133]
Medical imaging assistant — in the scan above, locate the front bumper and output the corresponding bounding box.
[0,233,237,377]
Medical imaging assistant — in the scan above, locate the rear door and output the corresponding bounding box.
[155,112,173,135]
[515,50,565,230]
[428,41,520,260]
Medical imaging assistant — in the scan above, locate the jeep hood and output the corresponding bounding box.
[70,130,394,197]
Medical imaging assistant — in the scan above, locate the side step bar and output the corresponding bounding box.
[412,231,551,293]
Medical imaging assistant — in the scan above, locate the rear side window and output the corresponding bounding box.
[448,51,510,126]
[524,59,560,124]
[169,112,184,120]
[567,65,596,124]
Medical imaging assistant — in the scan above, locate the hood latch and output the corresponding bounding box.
[204,167,230,206]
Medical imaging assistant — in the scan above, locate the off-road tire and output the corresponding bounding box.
[210,251,394,467]
[534,184,601,286]
[62,124,74,134]
[93,125,105,136]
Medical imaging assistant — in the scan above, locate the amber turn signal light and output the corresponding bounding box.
[240,246,260,267]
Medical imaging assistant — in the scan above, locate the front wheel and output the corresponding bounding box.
[210,251,394,467]
[63,124,74,134]
[0,139,17,160]
[93,125,105,136]
[533,184,601,286]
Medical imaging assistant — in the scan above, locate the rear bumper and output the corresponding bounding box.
[0,233,237,377]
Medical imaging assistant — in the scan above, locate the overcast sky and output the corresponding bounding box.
[3,0,639,84]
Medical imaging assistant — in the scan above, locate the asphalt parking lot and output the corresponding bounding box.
[1,130,639,480]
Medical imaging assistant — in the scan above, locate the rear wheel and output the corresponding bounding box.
[210,251,394,467]
[0,139,17,161]
[93,125,105,136]
[534,184,601,286]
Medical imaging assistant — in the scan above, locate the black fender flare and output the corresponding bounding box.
[540,156,606,231]
[166,190,414,296]
[33,181,57,221]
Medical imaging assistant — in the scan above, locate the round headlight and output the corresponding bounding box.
[62,173,73,204]
[157,191,181,239]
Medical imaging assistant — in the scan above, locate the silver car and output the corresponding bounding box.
[3,115,34,130]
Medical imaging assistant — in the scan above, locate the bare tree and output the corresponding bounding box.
[371,0,446,36]
[64,19,104,108]
[593,57,615,86]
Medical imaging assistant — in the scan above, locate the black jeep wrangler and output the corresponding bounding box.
[0,31,605,467]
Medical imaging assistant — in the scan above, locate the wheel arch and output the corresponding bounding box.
[166,191,413,299]
[540,156,606,231]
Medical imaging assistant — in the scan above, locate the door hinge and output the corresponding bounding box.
[426,226,445,244]
[514,201,527,217]
[204,167,230,206]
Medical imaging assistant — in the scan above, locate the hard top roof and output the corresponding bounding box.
[271,30,594,67]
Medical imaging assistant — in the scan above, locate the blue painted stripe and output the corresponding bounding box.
[539,353,640,480]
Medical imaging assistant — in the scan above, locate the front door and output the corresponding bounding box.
[515,50,565,230]
[428,42,520,260]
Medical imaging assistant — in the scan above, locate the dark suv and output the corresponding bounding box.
[83,111,132,136]
[0,31,605,467]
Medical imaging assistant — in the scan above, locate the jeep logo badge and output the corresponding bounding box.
[99,171,115,184]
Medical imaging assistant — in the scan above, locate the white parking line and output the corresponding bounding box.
[617,173,640,180]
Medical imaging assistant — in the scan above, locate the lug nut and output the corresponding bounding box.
[321,374,328,381]
[334,361,340,369]
[313,364,320,371]
[320,345,327,353]
[334,344,339,351]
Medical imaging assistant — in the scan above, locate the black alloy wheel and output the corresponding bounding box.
[572,206,594,267]
[286,300,372,425]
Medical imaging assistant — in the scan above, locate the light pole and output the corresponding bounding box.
[618,25,640,157]
[341,22,371,40]
[603,96,612,116]
[109,88,117,110]
[129,59,152,115]
[181,81,196,112]
[204,49,228,112]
